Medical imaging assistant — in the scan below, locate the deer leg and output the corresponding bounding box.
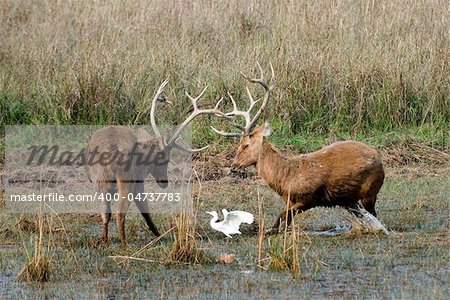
[271,202,305,233]
[133,181,161,237]
[116,180,132,244]
[101,200,111,242]
[360,196,377,217]
[97,181,115,242]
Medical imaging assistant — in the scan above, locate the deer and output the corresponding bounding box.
[212,63,385,233]
[85,78,230,243]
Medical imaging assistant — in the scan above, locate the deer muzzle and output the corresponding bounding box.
[156,179,168,188]
[230,159,244,172]
[230,164,238,173]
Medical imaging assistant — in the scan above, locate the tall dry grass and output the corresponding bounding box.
[16,212,53,282]
[0,0,448,138]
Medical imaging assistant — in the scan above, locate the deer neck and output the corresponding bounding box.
[255,140,290,196]
[133,142,163,177]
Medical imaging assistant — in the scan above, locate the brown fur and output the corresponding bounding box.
[85,126,168,243]
[232,123,385,232]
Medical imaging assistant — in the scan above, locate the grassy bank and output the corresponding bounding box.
[1,0,449,146]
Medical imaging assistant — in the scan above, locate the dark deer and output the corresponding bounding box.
[86,79,230,243]
[212,64,385,233]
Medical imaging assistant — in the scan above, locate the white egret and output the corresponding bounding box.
[206,209,254,238]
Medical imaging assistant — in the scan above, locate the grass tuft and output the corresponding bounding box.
[167,212,209,265]
[267,203,301,276]
[16,212,53,282]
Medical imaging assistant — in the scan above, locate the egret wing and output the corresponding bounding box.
[221,209,229,219]
[224,211,254,229]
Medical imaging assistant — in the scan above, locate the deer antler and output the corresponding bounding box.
[211,62,275,137]
[166,87,232,152]
[150,78,170,137]
[150,79,233,152]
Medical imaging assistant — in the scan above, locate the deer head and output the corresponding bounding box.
[231,122,273,169]
[135,127,170,188]
[211,63,276,170]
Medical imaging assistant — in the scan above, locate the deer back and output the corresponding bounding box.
[280,141,384,200]
[85,126,150,183]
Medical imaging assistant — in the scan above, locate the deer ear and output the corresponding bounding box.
[137,128,152,141]
[250,122,271,140]
[262,122,272,137]
[160,132,170,149]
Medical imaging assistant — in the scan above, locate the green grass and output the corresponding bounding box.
[0,0,449,145]
[267,123,449,152]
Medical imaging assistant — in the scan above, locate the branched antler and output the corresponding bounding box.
[150,80,232,152]
[211,62,275,137]
[150,78,170,137]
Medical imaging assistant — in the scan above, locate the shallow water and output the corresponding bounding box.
[1,233,448,300]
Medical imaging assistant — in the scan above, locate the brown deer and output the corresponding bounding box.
[86,79,230,243]
[212,64,385,233]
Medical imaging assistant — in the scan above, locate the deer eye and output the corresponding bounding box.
[242,144,249,150]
